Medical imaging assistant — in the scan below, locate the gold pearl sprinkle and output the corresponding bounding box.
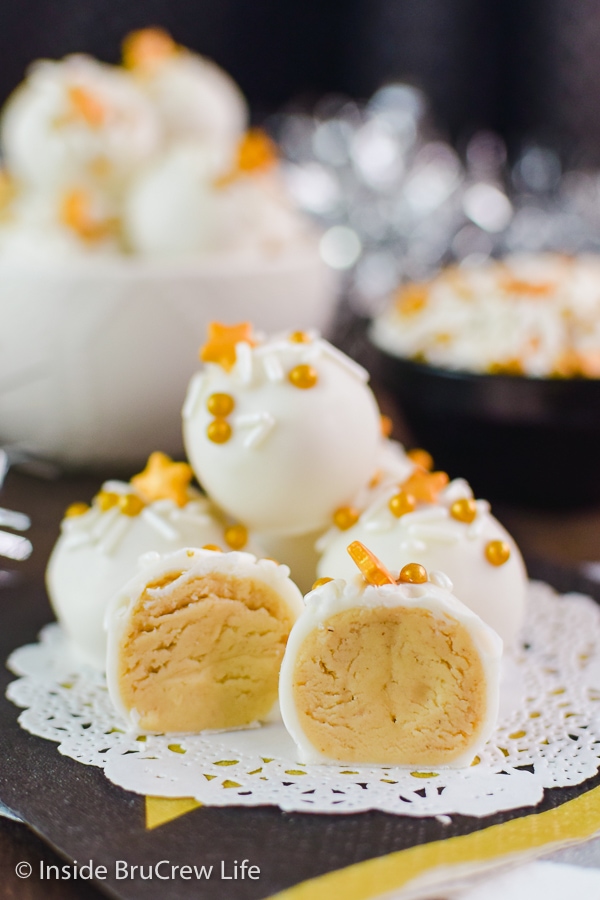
[407,448,434,471]
[118,494,145,517]
[347,541,396,587]
[206,392,235,417]
[64,502,89,518]
[95,490,119,512]
[312,577,333,590]
[224,524,248,550]
[398,563,428,584]
[289,330,311,343]
[202,544,223,552]
[450,498,477,524]
[288,364,318,389]
[333,506,359,531]
[388,491,416,518]
[485,540,511,566]
[207,419,232,444]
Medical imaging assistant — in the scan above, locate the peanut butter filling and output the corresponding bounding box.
[292,606,486,765]
[118,571,294,732]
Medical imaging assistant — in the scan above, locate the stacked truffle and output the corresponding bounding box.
[48,321,528,765]
[0,29,309,261]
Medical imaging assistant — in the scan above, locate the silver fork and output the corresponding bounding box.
[0,448,32,562]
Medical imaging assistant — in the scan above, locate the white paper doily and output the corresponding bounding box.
[7,581,600,818]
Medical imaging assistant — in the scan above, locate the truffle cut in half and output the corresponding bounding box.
[106,547,304,732]
[280,544,502,766]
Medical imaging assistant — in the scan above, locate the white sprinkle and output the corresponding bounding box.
[62,506,101,534]
[102,480,130,495]
[62,531,95,550]
[439,478,474,505]
[98,516,130,555]
[435,814,452,825]
[364,514,395,534]
[182,372,206,420]
[429,570,454,591]
[172,510,215,528]
[142,507,179,541]
[90,507,120,542]
[236,412,276,448]
[262,353,285,382]
[400,539,427,553]
[255,340,291,358]
[403,507,448,523]
[317,341,369,382]
[361,493,393,525]
[466,501,489,539]
[300,342,324,364]
[234,342,254,384]
[408,525,460,544]
[315,529,337,553]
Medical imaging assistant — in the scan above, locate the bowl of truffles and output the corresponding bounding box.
[371,253,600,507]
[0,30,335,470]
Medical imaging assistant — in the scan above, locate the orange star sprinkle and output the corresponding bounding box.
[59,189,115,243]
[500,277,554,297]
[214,129,278,188]
[401,470,449,503]
[131,452,193,508]
[200,322,256,372]
[407,448,434,471]
[347,541,396,587]
[395,283,429,316]
[67,86,106,128]
[237,129,278,173]
[122,28,178,71]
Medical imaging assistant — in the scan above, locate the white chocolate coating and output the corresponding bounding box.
[1,55,161,190]
[106,546,304,731]
[0,182,121,260]
[254,441,417,593]
[279,575,502,766]
[132,49,247,166]
[123,142,218,257]
[183,333,382,535]
[46,481,259,669]
[123,145,310,260]
[317,479,527,647]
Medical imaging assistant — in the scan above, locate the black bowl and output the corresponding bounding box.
[374,348,600,508]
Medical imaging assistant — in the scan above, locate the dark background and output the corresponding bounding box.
[2,0,600,162]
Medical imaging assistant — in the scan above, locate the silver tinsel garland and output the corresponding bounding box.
[272,84,600,316]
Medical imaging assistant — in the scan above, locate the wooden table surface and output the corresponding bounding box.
[1,462,600,899]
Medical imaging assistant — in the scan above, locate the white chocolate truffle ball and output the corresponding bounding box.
[182,326,382,535]
[123,29,246,167]
[0,182,121,260]
[123,142,218,257]
[253,441,416,594]
[106,546,304,732]
[317,477,527,648]
[47,455,260,669]
[213,174,310,257]
[1,55,161,189]
[279,569,502,766]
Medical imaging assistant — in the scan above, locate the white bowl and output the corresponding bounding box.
[0,243,337,469]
